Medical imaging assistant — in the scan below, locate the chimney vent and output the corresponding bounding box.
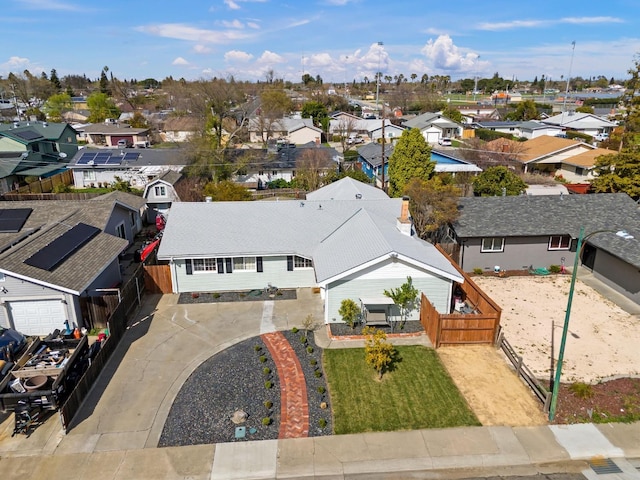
[396,196,412,236]
[205,196,212,203]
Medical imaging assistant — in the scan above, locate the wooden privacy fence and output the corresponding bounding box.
[144,264,172,294]
[3,169,73,195]
[59,264,146,432]
[2,191,102,201]
[496,328,551,411]
[421,245,502,348]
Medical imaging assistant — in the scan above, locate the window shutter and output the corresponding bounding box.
[217,258,225,274]
[257,257,263,273]
[185,259,193,275]
[225,258,233,273]
[287,255,294,271]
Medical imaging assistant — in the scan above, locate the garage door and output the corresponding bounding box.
[425,132,439,144]
[9,299,66,336]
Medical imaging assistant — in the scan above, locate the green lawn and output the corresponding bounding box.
[324,346,480,434]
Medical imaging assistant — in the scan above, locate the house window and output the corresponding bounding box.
[155,185,166,197]
[193,258,217,272]
[258,171,264,176]
[83,170,96,181]
[233,257,256,271]
[294,255,313,269]
[481,237,505,253]
[575,167,584,175]
[31,144,40,153]
[130,211,136,226]
[272,171,278,176]
[116,223,126,239]
[549,235,571,250]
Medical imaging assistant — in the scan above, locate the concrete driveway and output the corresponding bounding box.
[0,288,324,457]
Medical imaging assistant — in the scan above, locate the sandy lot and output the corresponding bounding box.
[473,275,640,384]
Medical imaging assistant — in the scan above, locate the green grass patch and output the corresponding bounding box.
[324,346,480,434]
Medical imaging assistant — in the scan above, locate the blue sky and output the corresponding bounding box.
[3,0,640,85]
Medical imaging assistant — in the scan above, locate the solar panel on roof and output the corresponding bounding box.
[15,130,43,141]
[24,223,101,271]
[123,152,140,161]
[106,155,122,165]
[76,152,97,165]
[93,152,112,165]
[0,208,33,233]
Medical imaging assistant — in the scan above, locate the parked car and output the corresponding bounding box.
[0,327,26,362]
[438,137,452,146]
[347,135,364,145]
[594,133,609,142]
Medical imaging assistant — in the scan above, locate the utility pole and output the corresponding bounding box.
[381,115,386,192]
[561,41,576,126]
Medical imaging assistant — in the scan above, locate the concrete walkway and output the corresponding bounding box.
[0,289,639,479]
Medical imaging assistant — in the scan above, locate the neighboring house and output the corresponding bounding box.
[401,112,462,144]
[143,170,182,223]
[540,112,617,138]
[0,193,149,335]
[232,143,341,189]
[553,147,612,183]
[487,136,603,175]
[159,116,199,143]
[448,193,640,305]
[473,121,563,139]
[157,178,464,324]
[0,121,78,194]
[248,117,322,144]
[357,143,481,188]
[457,107,501,125]
[367,119,406,142]
[68,148,186,190]
[76,123,151,147]
[328,114,405,142]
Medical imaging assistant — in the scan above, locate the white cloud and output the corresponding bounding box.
[172,57,190,65]
[137,23,254,44]
[306,53,333,67]
[247,22,260,29]
[477,19,545,31]
[286,19,311,28]
[421,35,479,71]
[324,0,352,5]
[221,19,244,29]
[193,45,212,54]
[561,16,623,24]
[5,56,31,68]
[257,50,286,64]
[223,0,267,9]
[224,0,240,9]
[16,0,84,11]
[224,50,254,62]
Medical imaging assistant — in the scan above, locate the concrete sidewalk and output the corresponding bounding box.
[0,422,639,479]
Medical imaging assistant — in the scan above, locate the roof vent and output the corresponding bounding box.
[300,201,305,207]
[318,204,322,210]
[355,193,362,199]
[205,196,212,203]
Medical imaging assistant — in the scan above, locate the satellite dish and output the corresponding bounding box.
[59,152,67,159]
[88,160,94,166]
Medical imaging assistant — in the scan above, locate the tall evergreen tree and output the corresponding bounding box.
[387,127,435,197]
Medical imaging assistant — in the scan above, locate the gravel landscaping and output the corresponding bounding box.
[329,320,424,336]
[158,331,331,446]
[178,289,297,304]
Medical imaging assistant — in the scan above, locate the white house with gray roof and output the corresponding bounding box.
[157,178,464,324]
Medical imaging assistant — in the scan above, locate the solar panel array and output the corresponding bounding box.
[123,152,140,161]
[0,208,33,233]
[24,223,101,271]
[76,151,122,165]
[15,130,43,141]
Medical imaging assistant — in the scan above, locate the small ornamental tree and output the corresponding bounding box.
[338,298,360,329]
[383,276,419,331]
[362,326,395,380]
[472,166,527,197]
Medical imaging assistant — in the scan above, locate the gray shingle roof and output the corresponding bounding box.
[158,179,463,283]
[454,193,640,268]
[0,220,127,294]
[306,177,388,201]
[69,148,188,168]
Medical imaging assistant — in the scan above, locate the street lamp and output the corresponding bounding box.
[548,226,635,421]
[375,42,384,114]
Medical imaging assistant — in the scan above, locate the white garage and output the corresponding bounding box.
[8,299,67,336]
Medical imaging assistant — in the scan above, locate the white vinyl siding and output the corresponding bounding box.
[173,256,315,293]
[481,237,505,253]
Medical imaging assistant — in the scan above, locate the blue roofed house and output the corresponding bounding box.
[157,178,464,324]
[0,121,78,194]
[357,143,481,189]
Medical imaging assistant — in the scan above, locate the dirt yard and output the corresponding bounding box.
[438,345,548,426]
[435,274,640,426]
